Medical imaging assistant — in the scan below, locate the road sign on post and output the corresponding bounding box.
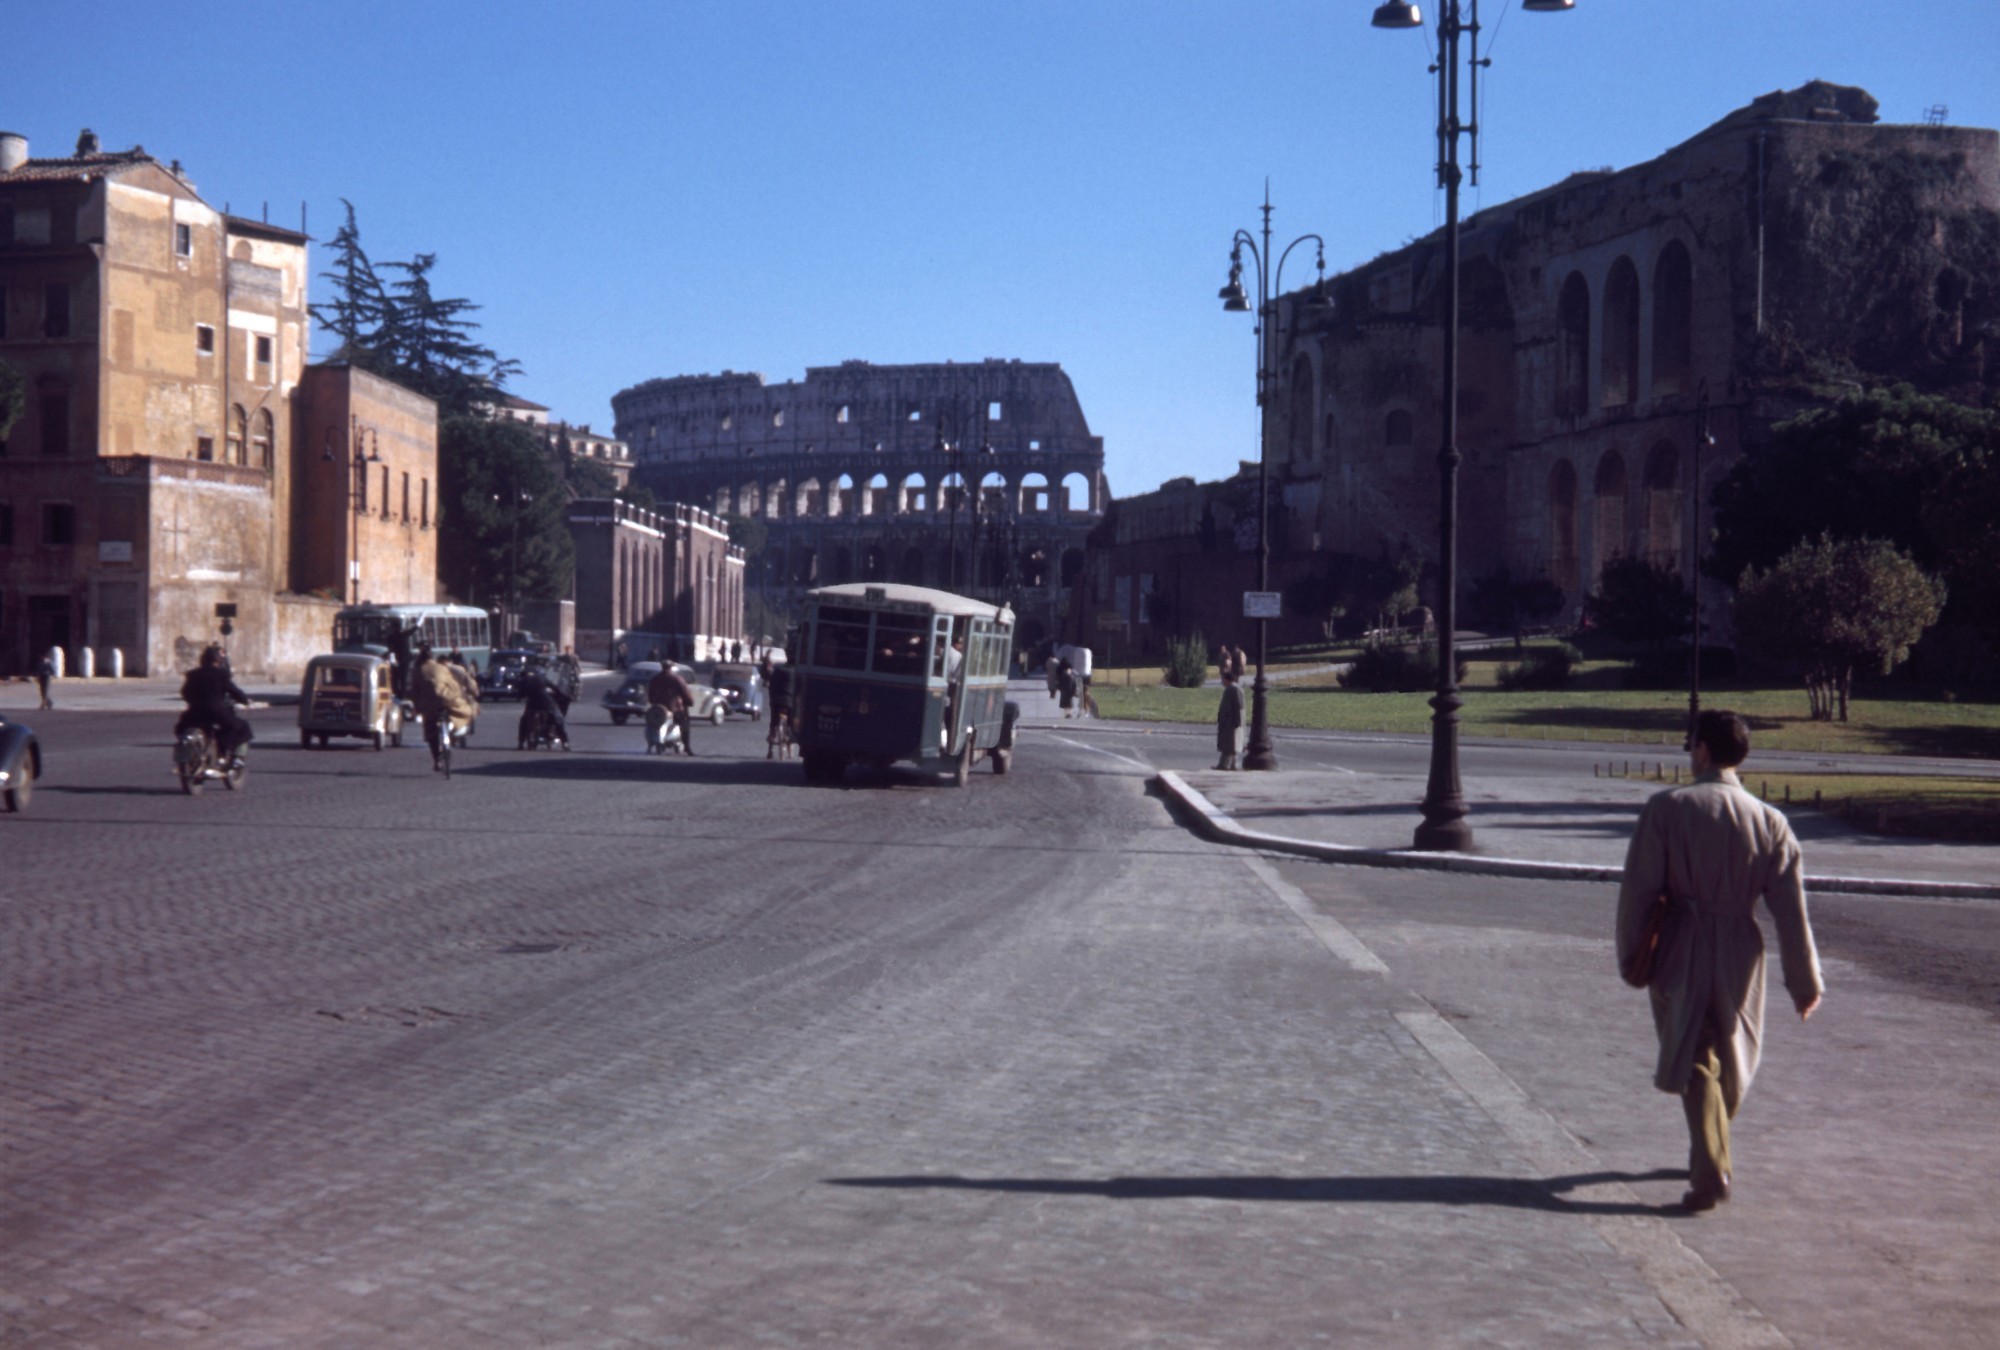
[1243,591,1281,619]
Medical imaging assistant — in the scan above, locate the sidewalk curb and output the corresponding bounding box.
[1153,771,2000,901]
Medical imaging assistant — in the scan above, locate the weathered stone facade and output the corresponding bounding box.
[567,498,745,665]
[1089,85,2000,661]
[294,364,440,608]
[1,133,443,678]
[611,359,1107,654]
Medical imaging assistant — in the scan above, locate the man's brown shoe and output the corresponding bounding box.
[1680,1174,1732,1212]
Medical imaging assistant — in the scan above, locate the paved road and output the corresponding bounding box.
[3,696,1995,1346]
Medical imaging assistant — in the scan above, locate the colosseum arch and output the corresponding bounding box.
[1019,547,1050,588]
[976,470,1008,515]
[1601,257,1641,408]
[1018,472,1051,514]
[1592,449,1628,578]
[1060,472,1093,513]
[899,472,930,514]
[796,477,823,517]
[862,472,889,516]
[830,473,855,518]
[1548,459,1579,599]
[737,479,762,518]
[1651,241,1693,398]
[763,477,788,519]
[1643,440,1681,572]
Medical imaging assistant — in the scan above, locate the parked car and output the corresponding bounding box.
[1,712,42,812]
[600,661,729,726]
[709,663,764,720]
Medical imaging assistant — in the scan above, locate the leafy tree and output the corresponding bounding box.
[1162,629,1210,688]
[436,415,573,609]
[565,454,620,499]
[617,482,658,513]
[1922,439,2000,652]
[721,512,768,558]
[1709,384,1997,584]
[0,356,24,440]
[1585,557,1692,651]
[1733,535,1945,721]
[1283,550,1421,639]
[309,203,521,418]
[313,200,391,366]
[1468,566,1567,651]
[379,253,521,417]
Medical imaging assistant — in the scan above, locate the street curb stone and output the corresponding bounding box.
[1154,770,2000,901]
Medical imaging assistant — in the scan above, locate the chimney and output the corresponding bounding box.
[0,131,27,173]
[76,128,101,155]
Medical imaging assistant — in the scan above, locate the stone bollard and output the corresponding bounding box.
[49,646,66,679]
[107,647,125,679]
[78,647,96,679]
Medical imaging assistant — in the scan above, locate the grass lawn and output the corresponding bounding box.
[1090,658,2000,760]
[1600,767,2000,843]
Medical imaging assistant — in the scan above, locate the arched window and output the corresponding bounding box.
[1548,460,1579,597]
[1557,272,1589,417]
[1651,242,1693,397]
[1601,257,1640,408]
[252,409,274,471]
[1289,353,1315,462]
[227,404,248,465]
[1593,450,1628,578]
[1643,440,1680,572]
[1385,409,1413,446]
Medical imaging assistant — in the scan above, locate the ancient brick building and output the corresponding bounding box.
[294,363,440,608]
[567,497,744,665]
[1091,84,1999,660]
[0,131,442,677]
[611,359,1107,656]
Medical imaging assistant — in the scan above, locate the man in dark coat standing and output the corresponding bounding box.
[1617,709,1824,1213]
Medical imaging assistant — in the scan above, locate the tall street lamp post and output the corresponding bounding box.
[1220,185,1327,772]
[1371,0,1576,849]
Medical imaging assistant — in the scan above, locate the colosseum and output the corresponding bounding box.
[611,359,1107,654]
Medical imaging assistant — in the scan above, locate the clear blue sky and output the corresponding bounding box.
[12,1,1999,495]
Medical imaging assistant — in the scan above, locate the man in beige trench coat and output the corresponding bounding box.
[1617,710,1824,1213]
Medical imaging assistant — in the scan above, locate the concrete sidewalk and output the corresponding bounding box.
[1154,765,2000,900]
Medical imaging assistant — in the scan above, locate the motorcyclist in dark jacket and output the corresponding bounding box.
[175,645,255,762]
[516,666,570,747]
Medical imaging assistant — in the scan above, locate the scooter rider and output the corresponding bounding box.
[647,662,697,756]
[516,665,570,747]
[175,644,255,766]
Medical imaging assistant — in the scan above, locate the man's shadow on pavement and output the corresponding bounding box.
[828,1169,1687,1217]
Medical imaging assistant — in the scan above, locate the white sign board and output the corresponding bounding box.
[1242,591,1282,619]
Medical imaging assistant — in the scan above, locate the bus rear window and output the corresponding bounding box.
[813,608,872,670]
[873,612,930,677]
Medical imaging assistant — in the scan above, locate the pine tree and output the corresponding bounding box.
[310,200,392,368]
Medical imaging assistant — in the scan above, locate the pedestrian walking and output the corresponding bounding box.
[1069,644,1096,717]
[1044,650,1061,700]
[1214,670,1244,769]
[1616,709,1824,1214]
[35,653,56,710]
[1057,659,1077,718]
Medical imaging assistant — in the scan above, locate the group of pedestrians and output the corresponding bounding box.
[1043,643,1096,719]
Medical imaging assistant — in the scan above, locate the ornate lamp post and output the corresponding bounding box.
[1371,0,1576,849]
[1219,185,1327,772]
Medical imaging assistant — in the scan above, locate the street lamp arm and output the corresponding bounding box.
[1272,234,1326,295]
